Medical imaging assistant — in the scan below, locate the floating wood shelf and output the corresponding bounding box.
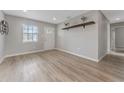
[62,21,95,30]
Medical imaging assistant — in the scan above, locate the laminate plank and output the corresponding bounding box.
[0,50,124,82]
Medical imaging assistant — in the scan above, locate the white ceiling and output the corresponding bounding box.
[3,10,124,24]
[3,10,89,24]
[102,10,124,23]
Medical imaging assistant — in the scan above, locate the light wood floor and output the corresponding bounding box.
[1,50,124,82]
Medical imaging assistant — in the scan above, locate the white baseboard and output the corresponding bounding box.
[0,56,5,64]
[55,48,99,62]
[5,49,54,58]
[98,52,107,62]
[0,48,107,64]
[109,51,124,56]
[0,49,55,64]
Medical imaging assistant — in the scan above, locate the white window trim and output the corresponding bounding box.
[22,24,38,43]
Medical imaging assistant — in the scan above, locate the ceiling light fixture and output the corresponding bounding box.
[116,18,120,20]
[53,17,57,21]
[23,10,28,12]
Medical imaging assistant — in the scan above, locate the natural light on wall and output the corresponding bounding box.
[22,24,38,43]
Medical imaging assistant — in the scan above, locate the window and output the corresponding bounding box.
[23,24,38,42]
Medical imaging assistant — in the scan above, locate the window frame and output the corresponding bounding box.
[22,24,38,43]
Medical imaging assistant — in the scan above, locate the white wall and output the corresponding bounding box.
[107,23,111,52]
[1,11,109,62]
[56,10,108,62]
[0,11,5,62]
[115,27,124,48]
[98,11,108,60]
[5,15,56,56]
[56,11,99,61]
